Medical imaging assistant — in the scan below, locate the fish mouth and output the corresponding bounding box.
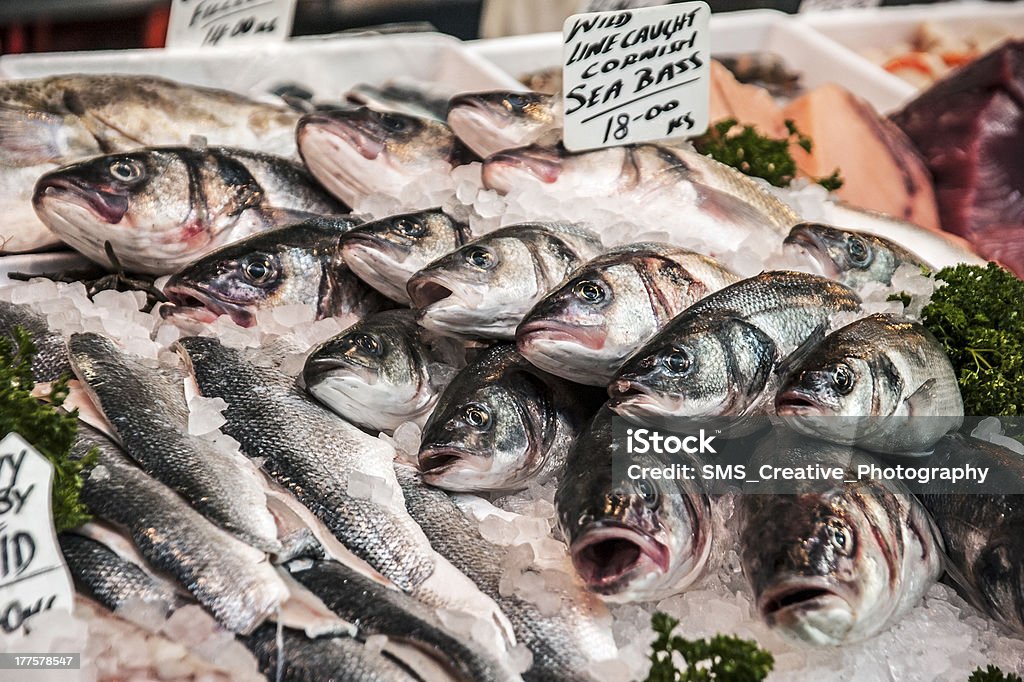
[517,319,606,350]
[570,524,670,594]
[757,580,855,643]
[33,177,129,224]
[417,446,476,478]
[783,227,839,277]
[161,283,255,328]
[775,389,827,416]
[483,147,562,187]
[299,113,385,161]
[447,95,506,125]
[407,273,456,309]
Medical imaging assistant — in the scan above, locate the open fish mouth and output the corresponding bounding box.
[570,524,670,594]
[418,446,477,478]
[33,177,129,224]
[407,273,459,309]
[783,228,840,277]
[299,113,385,161]
[517,319,606,350]
[161,284,255,328]
[757,580,855,643]
[775,389,828,416]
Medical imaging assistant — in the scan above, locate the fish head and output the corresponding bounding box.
[340,209,471,303]
[483,144,640,197]
[742,490,883,645]
[609,314,776,423]
[297,107,461,206]
[162,229,323,328]
[446,90,556,157]
[784,223,911,288]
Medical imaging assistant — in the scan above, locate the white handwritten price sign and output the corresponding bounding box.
[562,1,711,151]
[167,0,297,49]
[0,434,74,635]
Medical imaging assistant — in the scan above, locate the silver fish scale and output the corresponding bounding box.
[0,301,73,383]
[177,336,435,594]
[72,426,283,634]
[67,333,280,554]
[395,466,608,682]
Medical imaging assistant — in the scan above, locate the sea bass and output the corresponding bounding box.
[33,146,345,274]
[340,208,472,305]
[609,272,861,430]
[555,406,713,602]
[161,218,382,328]
[784,222,930,288]
[447,91,561,158]
[517,243,740,386]
[396,465,618,682]
[243,626,414,682]
[0,74,300,253]
[0,300,73,382]
[417,344,599,492]
[297,107,475,208]
[176,335,516,648]
[304,309,465,434]
[775,313,963,454]
[407,222,604,340]
[740,433,943,645]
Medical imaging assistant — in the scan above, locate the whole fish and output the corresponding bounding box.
[555,405,713,602]
[161,218,383,328]
[609,271,861,430]
[775,313,964,454]
[396,465,618,682]
[481,144,799,259]
[739,433,943,645]
[33,146,345,275]
[918,434,1024,635]
[407,222,604,340]
[292,560,513,682]
[784,222,930,288]
[447,91,561,158]
[340,208,472,305]
[243,626,414,682]
[67,332,282,554]
[0,74,300,254]
[417,344,599,492]
[176,335,517,647]
[0,300,73,382]
[297,107,475,208]
[71,424,288,634]
[517,243,740,386]
[304,309,464,434]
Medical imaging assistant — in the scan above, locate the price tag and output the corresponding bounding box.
[0,433,74,635]
[562,1,711,151]
[166,0,297,49]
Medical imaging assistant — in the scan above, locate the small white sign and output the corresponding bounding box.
[167,0,296,49]
[562,2,711,151]
[0,433,74,636]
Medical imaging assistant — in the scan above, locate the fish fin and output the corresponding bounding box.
[904,378,939,417]
[261,207,322,227]
[0,104,66,166]
[775,323,829,380]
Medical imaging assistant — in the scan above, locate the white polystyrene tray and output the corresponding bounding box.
[800,1,1024,106]
[468,9,913,113]
[0,32,523,99]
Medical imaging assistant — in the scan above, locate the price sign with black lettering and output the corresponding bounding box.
[0,434,74,635]
[167,0,296,49]
[562,1,710,151]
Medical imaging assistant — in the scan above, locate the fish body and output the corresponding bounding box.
[0,74,301,254]
[775,313,963,454]
[340,208,472,305]
[555,405,712,602]
[304,309,463,434]
[396,465,618,681]
[739,433,943,645]
[447,91,561,158]
[918,434,1024,635]
[784,222,930,288]
[297,107,473,207]
[243,626,414,682]
[161,217,382,328]
[33,146,344,274]
[0,300,73,382]
[407,222,604,340]
[609,271,861,429]
[417,344,599,492]
[517,243,740,386]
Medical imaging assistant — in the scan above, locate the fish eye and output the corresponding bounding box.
[572,280,606,304]
[463,403,491,430]
[108,158,144,183]
[846,236,872,267]
[394,217,425,237]
[352,333,382,356]
[377,112,408,133]
[241,255,275,284]
[464,247,495,269]
[831,363,855,394]
[827,518,854,555]
[636,478,658,506]
[664,345,692,374]
[503,94,528,113]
